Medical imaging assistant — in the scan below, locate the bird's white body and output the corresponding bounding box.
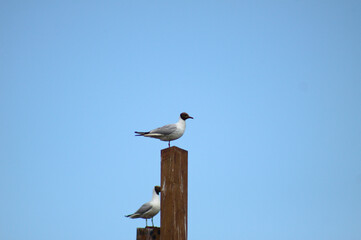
[145,117,186,141]
[140,192,160,219]
[135,112,193,147]
[126,187,160,220]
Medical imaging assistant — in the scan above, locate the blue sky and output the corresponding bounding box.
[1,1,361,240]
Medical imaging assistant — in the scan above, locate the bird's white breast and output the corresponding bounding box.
[160,119,186,141]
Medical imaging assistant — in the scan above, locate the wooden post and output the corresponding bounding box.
[161,146,188,240]
[136,227,160,240]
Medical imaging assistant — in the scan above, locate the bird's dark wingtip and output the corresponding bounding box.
[134,131,149,136]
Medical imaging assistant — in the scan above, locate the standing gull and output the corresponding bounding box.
[135,112,193,147]
[125,186,161,227]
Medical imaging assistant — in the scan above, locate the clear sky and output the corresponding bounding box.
[1,1,361,240]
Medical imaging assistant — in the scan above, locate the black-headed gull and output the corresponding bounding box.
[125,186,161,227]
[135,112,193,147]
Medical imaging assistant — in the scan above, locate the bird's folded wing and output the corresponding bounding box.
[150,124,177,135]
[134,202,152,215]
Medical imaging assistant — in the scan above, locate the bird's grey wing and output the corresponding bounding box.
[150,124,177,135]
[134,202,152,216]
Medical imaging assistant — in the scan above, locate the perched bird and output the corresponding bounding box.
[135,112,193,147]
[125,186,161,227]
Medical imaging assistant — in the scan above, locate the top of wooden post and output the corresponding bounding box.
[136,227,160,240]
[161,146,188,154]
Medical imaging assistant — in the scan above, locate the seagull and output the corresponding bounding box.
[135,112,193,147]
[125,186,161,227]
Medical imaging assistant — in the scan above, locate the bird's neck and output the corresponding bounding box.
[177,117,186,128]
[152,190,160,202]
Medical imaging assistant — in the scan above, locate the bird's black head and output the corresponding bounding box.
[154,186,161,195]
[180,112,193,120]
